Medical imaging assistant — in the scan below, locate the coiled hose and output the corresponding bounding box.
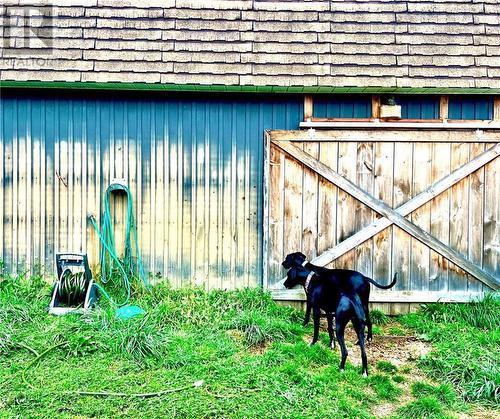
[88,183,149,306]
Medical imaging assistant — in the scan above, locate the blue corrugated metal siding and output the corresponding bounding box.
[0,92,303,288]
[313,95,371,118]
[396,96,439,119]
[449,96,494,120]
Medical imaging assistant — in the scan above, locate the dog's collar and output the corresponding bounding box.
[301,260,309,267]
[304,271,315,293]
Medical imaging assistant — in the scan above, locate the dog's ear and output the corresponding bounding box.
[282,253,293,268]
[292,252,307,263]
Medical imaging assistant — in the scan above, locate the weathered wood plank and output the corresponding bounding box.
[494,96,500,121]
[268,142,285,288]
[449,143,470,291]
[429,142,451,291]
[483,155,499,278]
[373,141,394,285]
[355,142,374,277]
[410,143,431,291]
[302,142,319,260]
[283,142,303,261]
[304,95,313,120]
[263,132,271,289]
[336,141,358,269]
[271,288,488,303]
[392,142,413,296]
[317,142,338,255]
[372,95,381,119]
[440,96,449,121]
[392,142,413,314]
[270,129,500,143]
[468,143,485,293]
[272,140,500,290]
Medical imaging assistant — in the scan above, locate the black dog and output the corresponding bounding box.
[284,265,370,376]
[282,252,397,341]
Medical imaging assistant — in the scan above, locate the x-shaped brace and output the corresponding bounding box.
[273,140,500,290]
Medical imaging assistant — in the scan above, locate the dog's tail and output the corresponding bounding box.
[365,272,398,289]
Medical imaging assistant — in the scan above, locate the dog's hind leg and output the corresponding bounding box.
[353,319,369,376]
[303,299,311,326]
[335,318,349,371]
[310,306,321,346]
[364,304,373,342]
[326,312,336,349]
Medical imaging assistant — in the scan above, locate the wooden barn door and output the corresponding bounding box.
[263,129,500,306]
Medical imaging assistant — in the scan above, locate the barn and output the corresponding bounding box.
[0,0,499,312]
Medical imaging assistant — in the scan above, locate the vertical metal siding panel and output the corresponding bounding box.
[449,96,493,120]
[139,101,151,276]
[86,100,98,271]
[166,101,178,286]
[153,101,165,276]
[3,99,14,267]
[0,103,4,264]
[44,99,56,270]
[1,93,303,289]
[181,101,192,286]
[399,97,439,119]
[31,100,42,268]
[207,101,219,289]
[313,96,371,118]
[72,100,84,255]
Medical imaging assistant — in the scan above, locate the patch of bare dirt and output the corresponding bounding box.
[307,319,432,369]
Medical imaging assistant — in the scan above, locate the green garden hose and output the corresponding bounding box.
[88,183,149,306]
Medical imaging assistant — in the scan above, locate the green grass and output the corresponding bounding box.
[376,360,398,374]
[0,269,375,418]
[0,267,498,418]
[396,396,449,419]
[411,382,457,407]
[401,294,500,406]
[368,374,402,401]
[370,309,389,325]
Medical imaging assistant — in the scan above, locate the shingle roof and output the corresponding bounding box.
[1,0,499,91]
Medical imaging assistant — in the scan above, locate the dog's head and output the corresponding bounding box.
[283,266,309,289]
[282,252,307,269]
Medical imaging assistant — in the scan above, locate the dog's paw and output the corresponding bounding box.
[367,335,373,342]
[330,341,336,350]
[309,340,317,347]
[362,371,368,378]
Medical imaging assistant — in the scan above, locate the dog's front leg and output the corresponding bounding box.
[303,299,311,326]
[310,306,320,346]
[326,312,336,349]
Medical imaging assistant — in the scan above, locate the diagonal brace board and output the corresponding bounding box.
[310,142,500,269]
[273,140,500,290]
